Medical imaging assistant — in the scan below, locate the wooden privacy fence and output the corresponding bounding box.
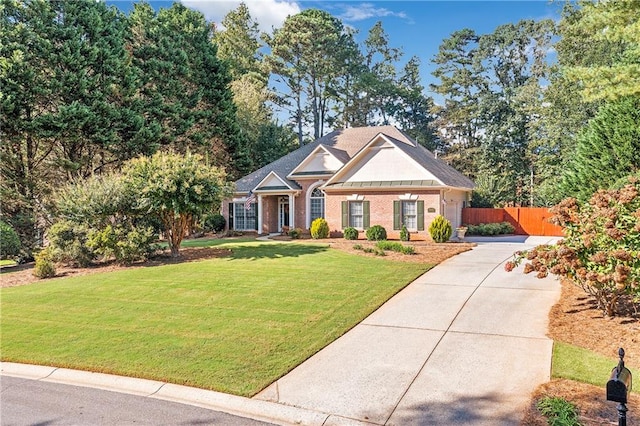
[461,207,564,236]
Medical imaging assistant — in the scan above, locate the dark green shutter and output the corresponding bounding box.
[393,200,401,230]
[417,200,425,231]
[254,204,258,230]
[363,201,370,229]
[228,203,234,230]
[341,201,348,229]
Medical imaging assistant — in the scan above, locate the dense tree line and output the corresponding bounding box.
[1,0,638,259]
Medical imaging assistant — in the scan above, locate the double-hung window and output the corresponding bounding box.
[341,200,370,230]
[393,199,424,231]
[402,201,417,230]
[349,201,364,228]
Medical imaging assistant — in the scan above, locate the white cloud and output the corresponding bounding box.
[181,0,301,33]
[337,3,408,22]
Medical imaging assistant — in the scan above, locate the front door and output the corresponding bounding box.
[278,197,290,231]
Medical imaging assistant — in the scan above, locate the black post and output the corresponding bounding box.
[617,402,627,426]
[614,348,628,426]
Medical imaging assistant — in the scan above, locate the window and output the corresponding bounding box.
[394,200,424,231]
[341,200,369,230]
[402,201,417,230]
[349,201,363,228]
[233,202,257,230]
[309,187,325,224]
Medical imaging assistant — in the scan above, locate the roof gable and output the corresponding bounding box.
[288,145,346,179]
[233,125,474,193]
[325,134,444,187]
[254,171,296,192]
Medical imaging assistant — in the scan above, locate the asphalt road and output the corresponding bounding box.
[1,375,275,426]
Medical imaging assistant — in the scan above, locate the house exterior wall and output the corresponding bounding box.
[442,189,469,229]
[325,190,442,241]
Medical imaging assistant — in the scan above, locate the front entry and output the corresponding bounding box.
[278,197,290,231]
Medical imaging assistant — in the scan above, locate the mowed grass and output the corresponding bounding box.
[1,241,430,396]
[552,342,638,393]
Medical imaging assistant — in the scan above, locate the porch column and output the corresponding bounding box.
[257,195,263,234]
[289,193,295,229]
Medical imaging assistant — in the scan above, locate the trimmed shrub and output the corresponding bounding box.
[310,218,330,239]
[343,227,359,240]
[353,244,363,250]
[88,225,156,265]
[366,225,387,241]
[429,215,452,243]
[399,224,410,242]
[0,220,21,259]
[204,213,226,233]
[467,222,514,236]
[288,228,302,239]
[47,221,94,267]
[33,248,56,278]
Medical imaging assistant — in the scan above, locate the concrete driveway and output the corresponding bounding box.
[256,237,561,425]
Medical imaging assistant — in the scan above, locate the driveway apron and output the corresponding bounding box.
[255,237,561,425]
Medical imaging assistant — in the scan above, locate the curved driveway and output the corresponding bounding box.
[256,236,561,425]
[2,237,560,426]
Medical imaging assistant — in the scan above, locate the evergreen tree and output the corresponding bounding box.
[1,0,142,252]
[560,96,640,201]
[128,3,247,176]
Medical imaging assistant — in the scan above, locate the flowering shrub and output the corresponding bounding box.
[506,176,640,317]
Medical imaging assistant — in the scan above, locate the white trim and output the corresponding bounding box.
[257,195,263,234]
[399,193,419,201]
[346,194,365,201]
[254,171,295,192]
[288,145,345,179]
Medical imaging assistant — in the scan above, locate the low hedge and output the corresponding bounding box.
[465,222,515,236]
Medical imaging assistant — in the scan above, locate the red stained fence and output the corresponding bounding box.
[462,207,563,236]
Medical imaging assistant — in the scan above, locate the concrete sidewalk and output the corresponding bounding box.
[255,236,561,425]
[2,237,560,426]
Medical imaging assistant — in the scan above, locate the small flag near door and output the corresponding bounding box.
[245,191,256,210]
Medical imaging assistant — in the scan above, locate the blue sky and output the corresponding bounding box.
[108,0,563,93]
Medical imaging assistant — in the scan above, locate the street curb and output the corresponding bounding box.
[1,362,374,426]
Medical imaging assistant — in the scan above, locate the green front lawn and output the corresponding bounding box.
[1,241,430,396]
[552,342,638,393]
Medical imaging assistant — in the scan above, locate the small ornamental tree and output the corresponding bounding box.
[123,152,232,257]
[506,176,640,317]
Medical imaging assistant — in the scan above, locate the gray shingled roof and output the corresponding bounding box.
[234,126,474,193]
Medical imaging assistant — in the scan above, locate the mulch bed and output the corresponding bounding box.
[521,279,639,425]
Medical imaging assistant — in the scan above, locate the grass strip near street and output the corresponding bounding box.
[1,241,430,397]
[552,342,638,393]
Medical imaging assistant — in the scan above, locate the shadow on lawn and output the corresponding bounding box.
[228,243,329,260]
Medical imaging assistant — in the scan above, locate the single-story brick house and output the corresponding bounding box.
[222,126,474,240]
